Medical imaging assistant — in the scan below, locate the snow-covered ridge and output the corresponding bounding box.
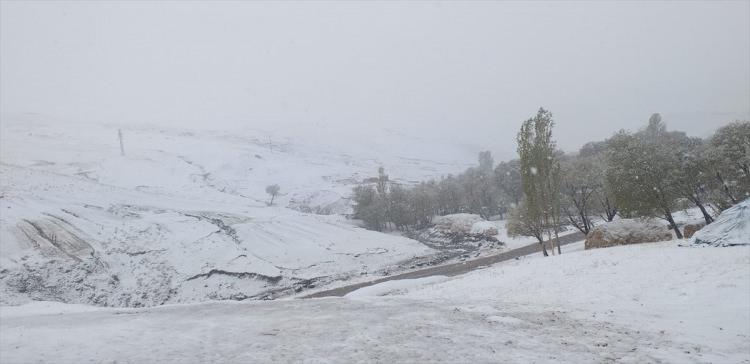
[0,115,474,307]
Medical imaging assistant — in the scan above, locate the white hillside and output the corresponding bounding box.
[0,116,474,307]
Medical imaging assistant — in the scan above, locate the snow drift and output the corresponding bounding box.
[692,198,750,247]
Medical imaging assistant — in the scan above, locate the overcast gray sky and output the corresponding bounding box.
[2,1,748,160]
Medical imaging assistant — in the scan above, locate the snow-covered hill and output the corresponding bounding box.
[0,115,475,306]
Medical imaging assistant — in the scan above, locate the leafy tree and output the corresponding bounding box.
[376,166,389,196]
[517,108,562,255]
[578,140,609,158]
[671,136,716,224]
[606,116,684,238]
[352,184,387,231]
[436,175,463,215]
[461,167,498,219]
[388,183,414,230]
[494,159,523,217]
[352,167,392,231]
[575,140,619,222]
[478,150,494,172]
[410,181,439,228]
[707,121,750,206]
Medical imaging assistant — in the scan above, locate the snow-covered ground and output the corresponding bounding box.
[0,115,479,306]
[2,240,747,363]
[4,115,746,362]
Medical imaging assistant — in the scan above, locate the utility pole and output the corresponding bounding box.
[118,129,125,156]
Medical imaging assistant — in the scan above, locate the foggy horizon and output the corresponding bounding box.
[2,1,748,160]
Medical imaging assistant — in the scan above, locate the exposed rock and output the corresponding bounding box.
[16,218,95,262]
[585,219,672,250]
[186,269,283,284]
[683,222,706,239]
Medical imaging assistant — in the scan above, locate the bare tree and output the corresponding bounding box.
[265,184,280,205]
[560,154,598,235]
[507,202,548,256]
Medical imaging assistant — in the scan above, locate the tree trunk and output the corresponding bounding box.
[554,229,561,255]
[695,201,714,225]
[579,209,590,235]
[566,210,587,235]
[545,222,555,256]
[600,197,617,222]
[716,172,738,204]
[539,240,549,257]
[664,210,683,239]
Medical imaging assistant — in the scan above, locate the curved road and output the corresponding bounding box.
[304,231,585,298]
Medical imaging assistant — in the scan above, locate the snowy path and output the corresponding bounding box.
[304,231,585,298]
[0,298,680,363]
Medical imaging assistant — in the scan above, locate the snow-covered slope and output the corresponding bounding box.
[2,240,747,363]
[0,115,474,306]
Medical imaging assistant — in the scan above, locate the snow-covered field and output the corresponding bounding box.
[2,240,747,363]
[0,115,479,306]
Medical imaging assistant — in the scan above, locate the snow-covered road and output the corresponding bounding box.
[305,231,585,298]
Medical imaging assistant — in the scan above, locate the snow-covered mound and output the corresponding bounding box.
[692,199,750,247]
[0,116,474,307]
[469,221,499,236]
[433,213,484,234]
[585,218,672,249]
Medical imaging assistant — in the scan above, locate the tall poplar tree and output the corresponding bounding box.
[513,108,563,255]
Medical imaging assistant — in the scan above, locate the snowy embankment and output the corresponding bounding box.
[2,240,747,363]
[0,116,475,306]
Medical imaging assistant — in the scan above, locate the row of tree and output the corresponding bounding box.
[351,159,523,231]
[353,109,749,256]
[510,110,748,255]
